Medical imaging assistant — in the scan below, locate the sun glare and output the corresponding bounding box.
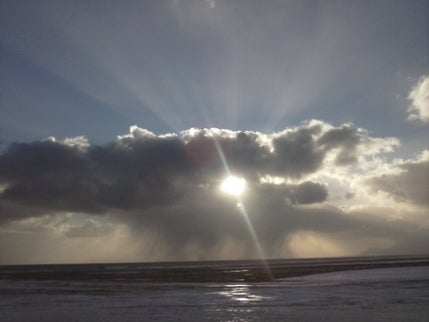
[220,176,246,197]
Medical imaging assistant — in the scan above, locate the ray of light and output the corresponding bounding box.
[212,135,231,176]
[212,135,273,279]
[236,200,273,280]
[11,0,335,134]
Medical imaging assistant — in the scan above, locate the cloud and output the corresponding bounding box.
[366,151,429,207]
[0,121,427,263]
[0,121,396,218]
[64,218,115,238]
[287,181,328,204]
[408,75,429,122]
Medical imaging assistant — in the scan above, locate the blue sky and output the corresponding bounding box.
[0,0,428,264]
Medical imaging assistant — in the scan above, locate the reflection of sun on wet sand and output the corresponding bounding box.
[1,255,428,283]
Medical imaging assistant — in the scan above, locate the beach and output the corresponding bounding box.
[1,255,428,321]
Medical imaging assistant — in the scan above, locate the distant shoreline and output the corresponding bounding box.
[1,254,428,283]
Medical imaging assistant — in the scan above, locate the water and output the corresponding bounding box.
[1,256,428,321]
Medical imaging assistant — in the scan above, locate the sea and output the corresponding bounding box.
[1,255,428,321]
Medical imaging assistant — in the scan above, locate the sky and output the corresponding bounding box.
[0,0,428,264]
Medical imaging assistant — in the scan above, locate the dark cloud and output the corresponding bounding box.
[317,124,362,166]
[366,154,429,206]
[89,185,377,259]
[271,126,324,176]
[0,122,399,222]
[0,134,194,215]
[1,122,425,263]
[0,199,47,224]
[287,181,328,204]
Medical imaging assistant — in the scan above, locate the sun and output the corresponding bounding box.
[220,176,246,197]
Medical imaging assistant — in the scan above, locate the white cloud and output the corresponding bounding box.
[408,75,429,122]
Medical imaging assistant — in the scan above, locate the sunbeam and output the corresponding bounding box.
[213,135,273,279]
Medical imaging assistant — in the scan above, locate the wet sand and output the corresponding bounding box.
[1,254,428,283]
[1,257,428,321]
